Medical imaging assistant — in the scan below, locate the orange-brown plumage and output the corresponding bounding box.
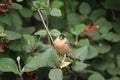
[54,34,70,55]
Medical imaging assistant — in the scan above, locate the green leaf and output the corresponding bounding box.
[0,26,4,33]
[8,40,22,52]
[88,73,105,80]
[91,56,112,71]
[113,21,120,34]
[21,34,36,53]
[16,0,23,2]
[5,31,22,40]
[105,0,120,10]
[74,46,88,61]
[51,0,64,8]
[0,58,18,74]
[50,29,61,37]
[78,39,90,47]
[109,77,120,80]
[50,8,62,17]
[70,24,85,35]
[94,18,113,33]
[34,29,47,37]
[72,61,87,72]
[0,26,6,37]
[49,69,63,80]
[67,13,82,26]
[22,46,60,72]
[93,42,111,54]
[41,7,50,15]
[12,13,22,32]
[107,67,120,76]
[22,27,36,34]
[79,2,91,15]
[101,32,120,42]
[12,2,23,10]
[19,8,33,18]
[87,46,99,59]
[33,1,41,8]
[33,12,47,21]
[89,9,106,22]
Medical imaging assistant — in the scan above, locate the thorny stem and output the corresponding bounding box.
[37,9,54,45]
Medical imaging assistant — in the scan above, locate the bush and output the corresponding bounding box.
[0,0,120,80]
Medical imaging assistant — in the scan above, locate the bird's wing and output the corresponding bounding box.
[65,40,71,49]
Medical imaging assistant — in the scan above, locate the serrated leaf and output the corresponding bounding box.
[74,46,88,61]
[72,61,87,72]
[34,29,47,37]
[12,3,23,10]
[5,31,22,40]
[19,8,33,18]
[50,29,61,37]
[88,73,105,80]
[50,8,62,17]
[79,2,91,15]
[70,24,85,35]
[49,69,63,80]
[0,58,18,74]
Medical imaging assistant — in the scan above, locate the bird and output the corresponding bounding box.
[54,34,71,62]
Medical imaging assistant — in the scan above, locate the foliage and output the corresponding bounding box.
[0,0,120,80]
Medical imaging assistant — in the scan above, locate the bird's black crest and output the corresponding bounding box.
[59,34,65,40]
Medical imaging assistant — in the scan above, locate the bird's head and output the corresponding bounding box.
[59,34,65,40]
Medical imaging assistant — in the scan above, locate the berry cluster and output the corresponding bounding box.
[0,0,12,12]
[82,24,99,39]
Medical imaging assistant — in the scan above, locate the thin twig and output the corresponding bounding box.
[37,9,54,44]
[46,0,51,44]
[112,9,116,20]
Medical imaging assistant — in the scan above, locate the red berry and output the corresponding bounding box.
[64,71,70,75]
[82,30,87,34]
[85,24,92,31]
[87,35,93,39]
[26,71,36,79]
[91,25,99,30]
[0,42,4,52]
[7,5,12,11]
